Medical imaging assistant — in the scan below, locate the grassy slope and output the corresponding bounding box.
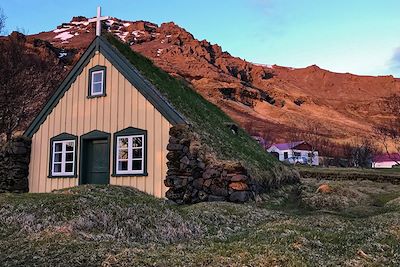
[105,35,297,185]
[1,184,400,267]
[298,166,400,184]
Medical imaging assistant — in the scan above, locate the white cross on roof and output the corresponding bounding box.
[88,6,110,36]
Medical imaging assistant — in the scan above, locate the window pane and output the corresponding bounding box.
[53,163,62,173]
[132,137,142,148]
[65,163,73,173]
[55,143,62,152]
[93,72,103,83]
[132,148,142,159]
[118,161,128,171]
[132,160,142,171]
[92,82,103,94]
[118,138,128,149]
[66,142,74,151]
[118,149,128,160]
[66,152,74,161]
[54,153,62,163]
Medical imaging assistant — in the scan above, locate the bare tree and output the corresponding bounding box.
[259,128,273,149]
[351,137,377,168]
[286,128,303,165]
[341,142,354,167]
[0,33,30,140]
[0,32,63,141]
[302,121,327,164]
[375,94,400,164]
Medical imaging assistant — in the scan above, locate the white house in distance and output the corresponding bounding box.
[267,141,319,166]
[372,154,400,168]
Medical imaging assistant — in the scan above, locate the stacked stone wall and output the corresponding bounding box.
[0,136,31,193]
[165,125,258,204]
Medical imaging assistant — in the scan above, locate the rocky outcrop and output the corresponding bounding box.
[3,16,400,150]
[165,125,258,204]
[0,136,31,193]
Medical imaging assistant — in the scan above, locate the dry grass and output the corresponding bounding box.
[299,179,400,213]
[0,182,399,266]
[0,185,204,245]
[298,166,400,184]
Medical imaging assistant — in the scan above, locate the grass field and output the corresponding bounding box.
[1,178,399,267]
[297,166,400,184]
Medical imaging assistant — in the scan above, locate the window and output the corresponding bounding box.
[49,133,77,177]
[88,66,106,97]
[294,152,301,158]
[116,135,144,174]
[91,71,104,95]
[113,127,147,176]
[284,152,288,159]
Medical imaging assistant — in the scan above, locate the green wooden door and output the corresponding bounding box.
[82,139,110,184]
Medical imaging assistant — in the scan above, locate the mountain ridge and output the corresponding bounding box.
[6,16,400,150]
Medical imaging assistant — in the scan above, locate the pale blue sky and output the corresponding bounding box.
[1,0,400,77]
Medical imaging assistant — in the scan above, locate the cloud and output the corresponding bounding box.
[390,47,400,70]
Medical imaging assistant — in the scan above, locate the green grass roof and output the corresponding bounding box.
[106,35,298,187]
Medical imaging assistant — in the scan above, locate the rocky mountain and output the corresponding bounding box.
[6,16,400,148]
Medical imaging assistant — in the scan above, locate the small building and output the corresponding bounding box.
[372,154,400,168]
[267,141,319,166]
[24,34,188,197]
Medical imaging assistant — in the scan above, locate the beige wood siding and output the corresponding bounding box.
[28,51,171,198]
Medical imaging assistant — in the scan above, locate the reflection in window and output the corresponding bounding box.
[116,135,144,174]
[51,140,75,176]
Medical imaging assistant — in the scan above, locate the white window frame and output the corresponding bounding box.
[116,135,145,175]
[90,70,104,96]
[51,140,76,176]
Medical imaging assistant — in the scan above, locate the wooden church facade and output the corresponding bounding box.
[24,37,186,197]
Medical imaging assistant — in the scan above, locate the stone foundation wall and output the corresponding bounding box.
[165,125,258,204]
[0,136,31,193]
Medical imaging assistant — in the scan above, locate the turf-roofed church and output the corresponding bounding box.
[24,8,186,197]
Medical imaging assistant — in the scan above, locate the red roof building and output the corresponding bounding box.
[372,153,400,168]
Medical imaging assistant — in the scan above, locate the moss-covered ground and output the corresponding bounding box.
[1,180,399,267]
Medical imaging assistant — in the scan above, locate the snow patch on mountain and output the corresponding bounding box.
[53,27,71,33]
[54,31,74,41]
[132,30,145,37]
[58,52,68,58]
[106,19,115,26]
[116,31,129,42]
[71,21,89,26]
[253,63,274,69]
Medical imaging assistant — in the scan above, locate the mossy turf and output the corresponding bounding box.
[105,34,296,186]
[1,183,400,266]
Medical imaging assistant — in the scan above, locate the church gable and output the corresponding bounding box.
[25,36,185,138]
